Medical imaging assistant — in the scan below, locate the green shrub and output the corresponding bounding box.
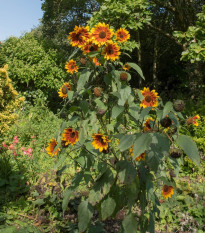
[0,65,24,135]
[1,33,66,107]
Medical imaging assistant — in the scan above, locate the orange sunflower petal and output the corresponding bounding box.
[68,25,90,48]
[102,41,121,61]
[140,87,159,108]
[162,185,174,199]
[91,22,114,46]
[46,138,60,157]
[91,133,111,152]
[58,83,71,99]
[62,128,79,146]
[65,59,79,74]
[116,28,130,42]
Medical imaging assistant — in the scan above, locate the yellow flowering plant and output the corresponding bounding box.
[46,23,200,232]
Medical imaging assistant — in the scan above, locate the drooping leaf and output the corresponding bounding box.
[78,200,93,232]
[62,189,74,212]
[133,133,152,159]
[118,134,135,152]
[111,105,124,118]
[101,196,116,220]
[140,107,152,120]
[176,135,200,166]
[88,168,114,205]
[77,70,91,91]
[162,101,173,118]
[122,213,138,233]
[116,160,138,184]
[127,62,145,80]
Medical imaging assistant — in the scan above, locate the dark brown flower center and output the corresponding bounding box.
[120,34,124,38]
[99,31,106,39]
[163,185,169,192]
[145,95,152,102]
[99,137,104,144]
[70,65,74,69]
[108,48,114,54]
[89,44,96,51]
[76,33,82,40]
[62,85,68,94]
[70,132,76,138]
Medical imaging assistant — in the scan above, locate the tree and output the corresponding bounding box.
[1,32,66,109]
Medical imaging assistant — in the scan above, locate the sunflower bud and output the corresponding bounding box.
[173,100,185,112]
[160,117,172,128]
[93,87,101,97]
[169,169,176,178]
[186,117,193,125]
[62,85,68,95]
[97,109,106,116]
[80,57,87,65]
[170,148,182,159]
[120,72,128,81]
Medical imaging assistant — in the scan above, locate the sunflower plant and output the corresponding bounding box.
[46,22,200,233]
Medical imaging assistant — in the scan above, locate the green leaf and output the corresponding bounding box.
[118,134,135,152]
[33,199,45,206]
[88,168,114,205]
[62,189,74,212]
[68,48,80,60]
[118,86,131,106]
[127,62,145,80]
[95,98,107,110]
[111,106,124,118]
[101,196,116,220]
[162,101,173,118]
[116,160,138,184]
[122,213,138,233]
[140,107,152,120]
[78,200,93,232]
[67,90,74,101]
[133,133,152,159]
[136,89,144,101]
[77,70,91,91]
[80,101,89,115]
[176,135,200,166]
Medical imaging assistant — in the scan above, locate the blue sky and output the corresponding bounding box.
[0,0,43,41]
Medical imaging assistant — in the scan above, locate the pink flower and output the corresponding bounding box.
[13,136,19,145]
[13,151,17,156]
[31,135,35,139]
[8,144,13,151]
[2,142,7,148]
[20,147,25,151]
[26,148,33,154]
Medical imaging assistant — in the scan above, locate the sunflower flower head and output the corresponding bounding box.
[65,59,79,74]
[58,83,71,99]
[91,133,111,152]
[144,117,154,131]
[102,41,121,61]
[46,138,60,157]
[140,87,159,108]
[187,115,200,126]
[162,185,174,199]
[91,22,114,46]
[62,128,79,146]
[68,25,90,48]
[123,63,131,71]
[116,28,130,43]
[81,39,99,54]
